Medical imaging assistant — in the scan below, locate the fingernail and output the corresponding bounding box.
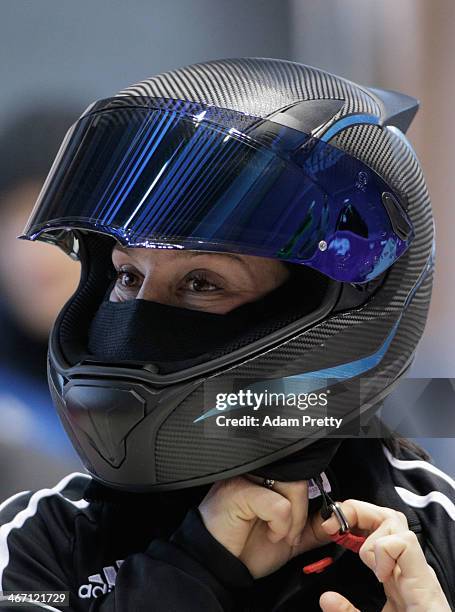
[293,535,301,547]
[320,517,337,534]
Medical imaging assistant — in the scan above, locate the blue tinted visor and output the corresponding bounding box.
[22,96,413,283]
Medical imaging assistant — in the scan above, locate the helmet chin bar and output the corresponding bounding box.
[48,341,413,492]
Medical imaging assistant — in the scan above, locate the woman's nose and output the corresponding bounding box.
[136,269,172,304]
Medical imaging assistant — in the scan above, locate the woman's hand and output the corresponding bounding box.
[200,478,450,609]
[318,499,451,612]
[198,476,326,578]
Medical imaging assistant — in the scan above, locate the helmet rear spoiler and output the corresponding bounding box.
[266,88,418,136]
[368,87,419,134]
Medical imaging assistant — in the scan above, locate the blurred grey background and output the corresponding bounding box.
[0,0,453,497]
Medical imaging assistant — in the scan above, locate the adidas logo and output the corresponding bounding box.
[78,560,124,599]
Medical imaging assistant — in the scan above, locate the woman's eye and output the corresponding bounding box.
[185,274,220,293]
[116,269,142,290]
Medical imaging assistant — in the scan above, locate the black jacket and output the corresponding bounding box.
[0,439,454,611]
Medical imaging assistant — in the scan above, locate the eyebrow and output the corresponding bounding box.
[183,250,253,272]
[113,245,251,271]
[184,251,244,262]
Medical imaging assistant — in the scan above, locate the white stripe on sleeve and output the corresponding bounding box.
[383,446,455,492]
[0,472,90,590]
[0,491,30,514]
[395,486,455,521]
[0,598,61,611]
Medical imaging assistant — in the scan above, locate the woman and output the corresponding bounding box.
[0,58,453,611]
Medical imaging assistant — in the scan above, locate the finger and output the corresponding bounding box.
[245,476,309,546]
[319,591,360,612]
[358,511,409,571]
[238,482,293,543]
[272,480,309,546]
[372,531,431,583]
[320,499,407,537]
[298,499,407,558]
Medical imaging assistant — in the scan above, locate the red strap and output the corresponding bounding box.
[330,531,366,553]
[302,532,366,575]
[302,556,334,574]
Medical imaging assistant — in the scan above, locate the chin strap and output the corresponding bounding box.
[303,476,366,574]
[314,474,366,553]
[302,475,367,575]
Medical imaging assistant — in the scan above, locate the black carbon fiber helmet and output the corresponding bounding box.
[22,58,434,491]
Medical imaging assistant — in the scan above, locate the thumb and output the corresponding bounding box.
[319,591,360,612]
